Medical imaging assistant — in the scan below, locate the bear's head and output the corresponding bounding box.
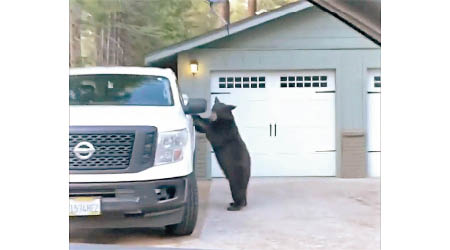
[210,97,236,122]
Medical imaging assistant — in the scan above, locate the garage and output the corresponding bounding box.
[210,70,336,177]
[367,69,381,177]
[145,2,381,178]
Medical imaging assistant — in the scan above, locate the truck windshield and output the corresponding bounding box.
[69,74,173,106]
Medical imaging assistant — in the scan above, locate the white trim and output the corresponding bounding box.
[144,1,313,65]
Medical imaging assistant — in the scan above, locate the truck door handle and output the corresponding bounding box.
[270,124,272,137]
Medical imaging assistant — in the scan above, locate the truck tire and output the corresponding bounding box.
[165,172,198,236]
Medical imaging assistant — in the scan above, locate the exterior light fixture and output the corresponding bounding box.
[190,61,198,76]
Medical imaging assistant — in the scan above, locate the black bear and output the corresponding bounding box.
[192,97,251,211]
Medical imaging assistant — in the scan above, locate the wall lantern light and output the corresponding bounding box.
[190,61,198,76]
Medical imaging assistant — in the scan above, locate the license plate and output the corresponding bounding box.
[69,197,101,216]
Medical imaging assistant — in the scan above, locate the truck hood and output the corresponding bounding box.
[69,106,189,132]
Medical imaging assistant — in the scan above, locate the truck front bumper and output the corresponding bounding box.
[69,175,188,229]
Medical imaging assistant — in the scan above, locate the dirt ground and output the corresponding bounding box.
[70,177,380,250]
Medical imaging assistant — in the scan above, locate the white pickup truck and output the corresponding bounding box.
[69,67,206,235]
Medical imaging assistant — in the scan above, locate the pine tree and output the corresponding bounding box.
[69,0,298,67]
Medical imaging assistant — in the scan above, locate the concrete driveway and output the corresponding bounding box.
[70,177,380,250]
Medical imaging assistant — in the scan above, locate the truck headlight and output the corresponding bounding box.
[154,129,188,165]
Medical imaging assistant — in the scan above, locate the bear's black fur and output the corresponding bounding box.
[192,97,251,211]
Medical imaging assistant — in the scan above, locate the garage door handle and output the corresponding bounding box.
[316,90,335,93]
[211,92,231,95]
[315,150,336,152]
[269,124,272,137]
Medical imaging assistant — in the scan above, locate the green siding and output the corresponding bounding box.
[177,6,380,178]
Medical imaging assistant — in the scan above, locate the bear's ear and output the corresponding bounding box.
[214,97,220,104]
[227,105,236,110]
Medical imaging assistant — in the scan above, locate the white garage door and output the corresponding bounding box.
[367,69,381,177]
[210,70,336,177]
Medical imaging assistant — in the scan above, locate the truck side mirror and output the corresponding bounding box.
[184,98,207,114]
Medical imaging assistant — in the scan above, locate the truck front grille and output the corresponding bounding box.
[69,133,135,170]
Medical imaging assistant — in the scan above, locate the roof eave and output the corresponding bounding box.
[307,0,381,45]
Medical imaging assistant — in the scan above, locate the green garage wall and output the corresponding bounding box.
[176,6,380,178]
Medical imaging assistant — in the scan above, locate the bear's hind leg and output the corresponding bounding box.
[229,198,247,207]
[227,184,247,211]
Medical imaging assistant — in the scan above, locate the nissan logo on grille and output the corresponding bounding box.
[73,141,96,160]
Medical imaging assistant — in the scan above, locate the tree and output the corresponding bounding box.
[69,0,299,67]
[69,1,81,67]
